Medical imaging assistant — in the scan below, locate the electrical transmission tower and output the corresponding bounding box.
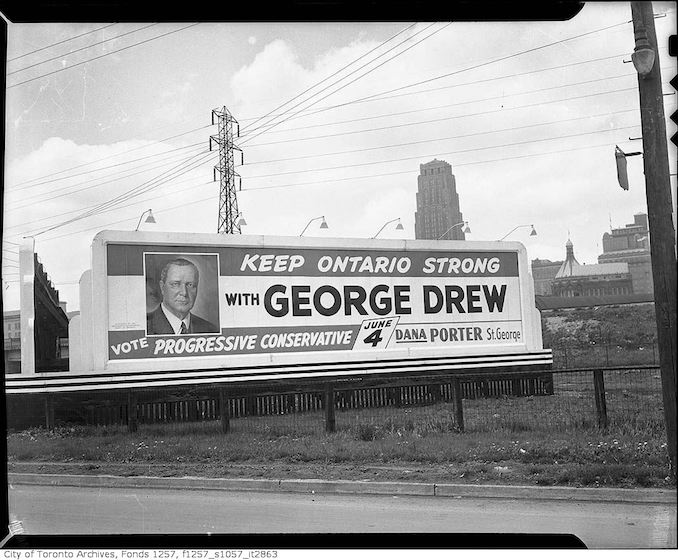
[209,106,243,234]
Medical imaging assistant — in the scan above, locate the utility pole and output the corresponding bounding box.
[209,106,243,234]
[630,1,676,476]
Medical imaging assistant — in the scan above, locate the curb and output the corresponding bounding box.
[8,472,677,504]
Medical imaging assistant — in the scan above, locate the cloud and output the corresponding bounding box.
[3,135,210,310]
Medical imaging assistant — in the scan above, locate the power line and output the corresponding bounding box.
[238,18,636,136]
[241,124,640,181]
[7,23,201,89]
[240,22,441,140]
[6,144,207,212]
[8,23,118,62]
[240,23,452,146]
[231,46,668,129]
[68,151,216,225]
[9,125,212,188]
[244,86,639,147]
[32,149,215,236]
[297,18,634,116]
[5,111,638,236]
[8,23,159,75]
[31,137,638,246]
[240,139,640,194]
[241,71,647,141]
[243,22,418,135]
[241,107,639,167]
[14,176,214,237]
[6,142,206,199]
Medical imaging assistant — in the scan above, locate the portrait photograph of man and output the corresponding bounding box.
[144,253,220,336]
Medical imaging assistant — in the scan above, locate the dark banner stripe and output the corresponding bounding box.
[108,325,361,360]
[107,244,519,278]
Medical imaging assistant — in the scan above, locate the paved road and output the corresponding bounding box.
[7,483,677,548]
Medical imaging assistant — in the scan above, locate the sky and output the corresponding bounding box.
[2,3,677,312]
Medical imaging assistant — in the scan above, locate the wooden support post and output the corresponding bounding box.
[631,1,677,477]
[44,396,55,430]
[452,377,464,432]
[127,391,138,433]
[511,377,522,397]
[188,398,197,422]
[245,395,256,417]
[219,389,230,434]
[593,369,608,430]
[324,385,336,433]
[544,371,555,396]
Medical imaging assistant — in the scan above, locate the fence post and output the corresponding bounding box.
[44,396,55,430]
[511,377,522,397]
[593,369,608,430]
[245,394,256,417]
[127,391,138,433]
[324,385,336,433]
[218,388,230,434]
[452,377,464,432]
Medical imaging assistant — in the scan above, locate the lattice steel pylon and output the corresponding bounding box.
[209,106,243,234]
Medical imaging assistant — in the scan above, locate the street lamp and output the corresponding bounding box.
[438,221,470,240]
[631,20,655,78]
[135,209,156,231]
[498,224,537,241]
[300,215,329,236]
[372,218,404,239]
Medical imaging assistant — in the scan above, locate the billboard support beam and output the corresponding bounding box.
[324,385,336,433]
[453,378,464,432]
[19,237,36,375]
[127,391,138,433]
[219,389,230,434]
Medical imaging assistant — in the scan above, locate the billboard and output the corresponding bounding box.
[78,230,550,385]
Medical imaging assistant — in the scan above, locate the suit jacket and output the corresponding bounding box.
[146,305,219,335]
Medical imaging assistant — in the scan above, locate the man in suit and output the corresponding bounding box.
[146,258,219,335]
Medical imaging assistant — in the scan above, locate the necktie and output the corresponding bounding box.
[180,321,188,334]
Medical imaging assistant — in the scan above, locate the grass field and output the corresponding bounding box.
[7,366,672,488]
[7,397,673,488]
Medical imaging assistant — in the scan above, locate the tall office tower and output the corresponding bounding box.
[414,159,465,240]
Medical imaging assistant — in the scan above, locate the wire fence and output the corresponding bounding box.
[549,340,659,369]
[6,367,665,439]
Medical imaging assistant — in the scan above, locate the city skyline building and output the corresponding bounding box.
[598,213,654,294]
[414,159,465,240]
[551,239,633,298]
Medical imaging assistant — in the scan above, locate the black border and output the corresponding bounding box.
[0,2,586,23]
[1,0,608,550]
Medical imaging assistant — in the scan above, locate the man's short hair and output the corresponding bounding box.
[160,258,199,284]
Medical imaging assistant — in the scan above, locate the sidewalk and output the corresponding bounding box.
[9,471,677,504]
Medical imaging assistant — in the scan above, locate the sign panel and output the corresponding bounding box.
[88,231,547,377]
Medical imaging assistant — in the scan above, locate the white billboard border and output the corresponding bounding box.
[90,229,546,376]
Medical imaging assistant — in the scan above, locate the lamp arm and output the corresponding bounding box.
[135,210,148,231]
[437,221,465,240]
[499,225,520,241]
[300,216,321,236]
[372,218,398,239]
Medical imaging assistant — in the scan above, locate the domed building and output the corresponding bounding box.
[551,238,633,298]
